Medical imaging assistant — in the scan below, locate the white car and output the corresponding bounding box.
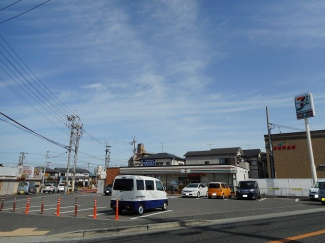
[42,183,56,193]
[181,183,208,198]
[57,183,65,193]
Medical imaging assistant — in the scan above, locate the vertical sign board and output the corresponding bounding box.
[294,92,317,184]
[294,92,315,120]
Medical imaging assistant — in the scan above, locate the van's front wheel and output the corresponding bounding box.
[136,204,144,215]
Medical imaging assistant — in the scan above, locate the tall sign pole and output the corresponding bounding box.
[294,92,317,184]
[266,106,275,178]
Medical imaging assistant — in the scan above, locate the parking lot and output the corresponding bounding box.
[1,192,324,222]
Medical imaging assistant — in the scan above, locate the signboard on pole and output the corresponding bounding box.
[294,92,315,120]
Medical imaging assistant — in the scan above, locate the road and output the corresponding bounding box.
[76,212,325,243]
[0,192,325,242]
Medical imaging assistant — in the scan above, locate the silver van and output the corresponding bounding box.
[17,182,37,195]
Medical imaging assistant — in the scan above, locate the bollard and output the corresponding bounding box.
[56,196,60,216]
[12,197,16,212]
[114,199,119,221]
[25,197,30,214]
[93,198,97,219]
[40,197,44,214]
[0,196,4,211]
[74,198,78,217]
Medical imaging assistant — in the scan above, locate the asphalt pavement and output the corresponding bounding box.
[0,192,324,242]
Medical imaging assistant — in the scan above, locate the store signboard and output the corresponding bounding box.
[143,160,155,166]
[294,92,315,120]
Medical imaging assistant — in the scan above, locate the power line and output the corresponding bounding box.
[0,0,51,25]
[0,0,22,12]
[0,112,69,150]
[270,123,304,133]
[0,35,74,116]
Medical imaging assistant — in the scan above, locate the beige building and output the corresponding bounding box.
[264,129,325,178]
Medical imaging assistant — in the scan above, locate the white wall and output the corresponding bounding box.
[253,178,321,197]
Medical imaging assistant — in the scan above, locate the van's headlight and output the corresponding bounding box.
[250,189,255,192]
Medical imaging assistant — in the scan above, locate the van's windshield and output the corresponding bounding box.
[319,182,325,190]
[113,179,133,191]
[238,181,256,189]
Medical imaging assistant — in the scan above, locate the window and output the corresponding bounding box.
[145,180,154,190]
[209,183,220,189]
[205,161,209,165]
[156,162,163,166]
[136,180,144,190]
[166,162,170,165]
[155,180,164,191]
[113,179,133,191]
[220,158,230,164]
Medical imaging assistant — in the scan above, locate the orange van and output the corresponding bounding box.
[207,182,232,199]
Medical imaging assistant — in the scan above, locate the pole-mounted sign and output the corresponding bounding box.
[294,92,315,120]
[294,92,317,184]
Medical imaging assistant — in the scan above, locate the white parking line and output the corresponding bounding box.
[55,206,107,215]
[130,210,173,220]
[1,203,64,211]
[30,205,77,213]
[259,198,267,201]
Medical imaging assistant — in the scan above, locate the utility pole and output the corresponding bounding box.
[18,152,27,166]
[161,142,164,152]
[207,144,213,150]
[42,151,49,185]
[66,115,76,193]
[132,136,136,166]
[87,163,91,172]
[72,116,83,192]
[266,106,276,178]
[105,142,111,168]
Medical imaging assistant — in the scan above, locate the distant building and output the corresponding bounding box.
[107,146,250,192]
[264,129,325,178]
[140,153,185,166]
[184,147,244,165]
[242,149,268,179]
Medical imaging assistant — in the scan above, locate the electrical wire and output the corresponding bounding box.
[0,35,74,116]
[0,0,51,25]
[0,112,69,150]
[0,0,22,12]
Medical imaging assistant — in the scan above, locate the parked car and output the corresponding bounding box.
[42,183,56,193]
[181,183,208,198]
[57,183,65,193]
[236,180,260,200]
[309,179,325,200]
[104,184,112,196]
[207,182,232,199]
[317,181,325,204]
[17,182,37,195]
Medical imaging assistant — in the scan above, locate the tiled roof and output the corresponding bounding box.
[184,147,242,157]
[243,149,261,157]
[54,167,90,173]
[140,153,185,161]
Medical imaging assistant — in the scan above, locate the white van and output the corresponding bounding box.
[309,179,325,200]
[110,175,168,215]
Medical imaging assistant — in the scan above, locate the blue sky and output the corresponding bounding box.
[1,0,325,172]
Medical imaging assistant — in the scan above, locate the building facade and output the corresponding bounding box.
[264,129,325,179]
